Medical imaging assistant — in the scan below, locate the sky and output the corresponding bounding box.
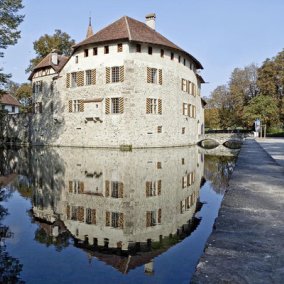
[2,0,284,98]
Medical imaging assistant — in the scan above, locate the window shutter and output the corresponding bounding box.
[106,211,110,226]
[159,69,162,85]
[187,80,190,93]
[91,69,96,85]
[147,67,151,83]
[119,97,124,114]
[146,182,150,197]
[77,71,84,87]
[188,104,192,117]
[105,180,110,197]
[146,98,151,114]
[68,181,72,193]
[146,212,151,227]
[158,99,162,114]
[158,208,162,223]
[118,213,124,229]
[119,66,124,82]
[79,182,84,193]
[66,205,70,219]
[79,100,84,112]
[158,180,161,195]
[66,73,70,88]
[78,206,84,222]
[91,209,96,224]
[68,100,73,113]
[118,182,124,198]
[106,67,110,83]
[39,102,43,113]
[105,98,110,114]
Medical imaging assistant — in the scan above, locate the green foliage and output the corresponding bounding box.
[15,82,32,111]
[0,0,24,93]
[26,29,75,72]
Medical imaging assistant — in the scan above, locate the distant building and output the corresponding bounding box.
[29,14,205,148]
[0,94,21,114]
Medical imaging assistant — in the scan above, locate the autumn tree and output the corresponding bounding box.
[0,0,24,94]
[15,83,32,111]
[26,29,75,72]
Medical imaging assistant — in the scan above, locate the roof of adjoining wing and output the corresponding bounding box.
[73,16,203,69]
[0,94,21,107]
[28,53,69,80]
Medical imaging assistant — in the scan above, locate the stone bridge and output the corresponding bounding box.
[198,132,249,147]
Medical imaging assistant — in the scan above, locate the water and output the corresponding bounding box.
[0,146,237,284]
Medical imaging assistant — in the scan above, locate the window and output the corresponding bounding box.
[93,47,98,55]
[72,100,80,112]
[146,98,162,114]
[112,212,119,228]
[157,126,162,133]
[33,81,43,94]
[50,102,54,113]
[146,209,161,227]
[111,182,119,198]
[111,66,120,83]
[183,103,188,116]
[149,98,157,114]
[182,79,187,92]
[182,158,185,165]
[71,72,77,88]
[171,52,174,60]
[75,56,78,63]
[157,162,162,169]
[86,208,96,224]
[117,43,123,52]
[149,68,157,83]
[84,49,89,57]
[182,127,185,134]
[147,67,162,85]
[34,102,42,114]
[104,45,109,54]
[136,44,141,52]
[12,106,15,113]
[148,46,152,55]
[183,58,186,66]
[111,98,120,114]
[160,49,164,57]
[178,55,181,63]
[85,70,92,85]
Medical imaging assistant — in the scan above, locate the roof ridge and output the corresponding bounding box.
[124,16,132,41]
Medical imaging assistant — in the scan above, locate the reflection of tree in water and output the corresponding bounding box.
[0,186,24,283]
[204,155,236,194]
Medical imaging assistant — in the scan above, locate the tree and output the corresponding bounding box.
[26,29,75,72]
[15,83,32,111]
[0,0,24,94]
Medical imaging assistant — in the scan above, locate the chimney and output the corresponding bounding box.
[51,49,58,65]
[145,13,156,30]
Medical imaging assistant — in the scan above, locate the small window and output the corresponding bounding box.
[182,127,185,134]
[148,46,152,55]
[157,126,162,133]
[75,56,78,63]
[12,106,15,112]
[136,44,141,53]
[86,70,92,85]
[171,52,174,60]
[50,102,53,113]
[157,162,162,169]
[71,72,77,88]
[72,100,80,112]
[104,46,109,54]
[111,98,120,114]
[183,58,186,66]
[111,67,120,83]
[84,49,89,57]
[160,49,164,58]
[117,43,123,52]
[178,56,181,63]
[93,47,98,56]
[150,68,157,84]
[182,158,185,165]
[182,79,187,92]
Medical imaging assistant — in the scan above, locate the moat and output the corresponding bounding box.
[0,146,237,283]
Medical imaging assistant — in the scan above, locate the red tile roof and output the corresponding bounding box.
[0,94,21,107]
[28,53,69,80]
[74,16,203,69]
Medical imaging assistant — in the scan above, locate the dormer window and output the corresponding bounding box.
[136,44,141,53]
[148,46,152,55]
[93,47,98,56]
[84,49,89,57]
[104,46,109,54]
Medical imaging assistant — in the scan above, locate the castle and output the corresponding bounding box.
[29,14,205,148]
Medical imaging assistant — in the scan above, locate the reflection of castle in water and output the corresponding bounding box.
[27,147,204,273]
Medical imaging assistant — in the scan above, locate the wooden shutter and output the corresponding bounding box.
[158,209,162,223]
[147,67,151,83]
[105,98,110,114]
[79,182,84,193]
[159,69,162,85]
[119,97,124,114]
[187,80,190,93]
[68,181,72,193]
[66,73,70,88]
[118,182,124,198]
[188,104,192,117]
[158,99,162,114]
[146,98,151,114]
[146,182,150,197]
[158,180,161,195]
[106,67,110,83]
[78,206,84,222]
[79,100,84,112]
[105,180,110,197]
[146,212,151,227]
[106,211,110,226]
[68,100,72,113]
[119,66,124,82]
[66,205,70,219]
[91,69,96,85]
[77,71,84,87]
[118,213,124,229]
[91,209,96,224]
